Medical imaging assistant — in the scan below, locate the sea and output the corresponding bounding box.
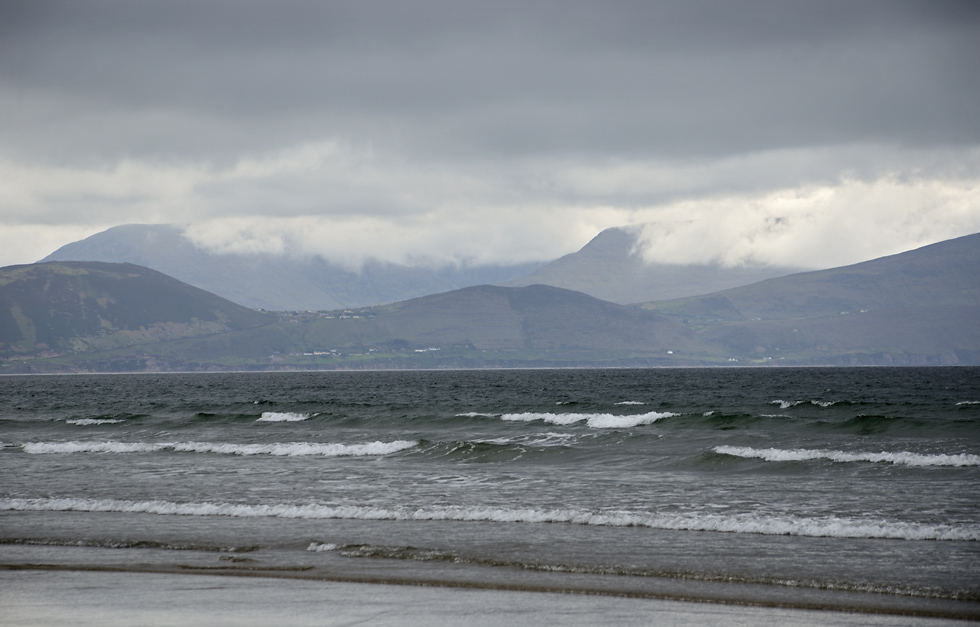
[1,367,978,621]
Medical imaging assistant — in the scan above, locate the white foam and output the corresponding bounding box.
[614,401,645,406]
[500,411,676,429]
[21,440,418,457]
[66,418,124,425]
[956,401,980,406]
[3,497,976,541]
[257,412,311,422]
[307,541,338,552]
[455,412,497,418]
[22,442,161,454]
[714,445,980,467]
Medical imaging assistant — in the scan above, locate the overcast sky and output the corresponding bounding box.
[2,0,979,270]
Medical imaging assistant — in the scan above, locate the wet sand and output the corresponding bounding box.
[1,569,972,627]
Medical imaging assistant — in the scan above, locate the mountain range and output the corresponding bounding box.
[40,224,544,311]
[41,223,800,309]
[4,232,978,371]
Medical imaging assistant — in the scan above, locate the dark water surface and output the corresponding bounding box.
[2,368,978,618]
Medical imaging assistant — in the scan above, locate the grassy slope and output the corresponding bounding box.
[642,234,980,364]
[0,262,273,359]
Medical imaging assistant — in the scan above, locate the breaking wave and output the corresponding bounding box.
[257,412,311,422]
[19,440,418,457]
[2,497,976,541]
[500,411,676,429]
[713,445,980,467]
[66,418,125,426]
[771,399,837,409]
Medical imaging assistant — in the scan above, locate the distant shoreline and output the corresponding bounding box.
[3,364,980,377]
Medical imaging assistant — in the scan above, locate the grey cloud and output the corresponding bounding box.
[3,0,979,271]
[3,0,978,166]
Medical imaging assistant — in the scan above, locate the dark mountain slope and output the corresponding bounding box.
[506,227,801,304]
[646,233,980,323]
[235,284,707,362]
[643,233,980,364]
[0,262,272,358]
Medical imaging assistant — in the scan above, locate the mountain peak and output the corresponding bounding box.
[577,227,640,260]
[507,225,799,304]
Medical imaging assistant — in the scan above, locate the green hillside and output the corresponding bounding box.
[642,233,980,365]
[0,262,273,360]
[305,284,706,355]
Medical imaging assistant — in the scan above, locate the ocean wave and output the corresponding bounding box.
[956,401,980,406]
[66,418,125,426]
[20,440,418,457]
[500,411,676,428]
[771,399,836,409]
[713,445,980,467]
[614,401,645,406]
[454,412,497,418]
[472,433,579,448]
[257,412,311,422]
[3,497,976,541]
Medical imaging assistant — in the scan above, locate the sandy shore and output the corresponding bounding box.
[2,569,972,627]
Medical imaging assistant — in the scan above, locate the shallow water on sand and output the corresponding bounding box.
[1,570,972,627]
